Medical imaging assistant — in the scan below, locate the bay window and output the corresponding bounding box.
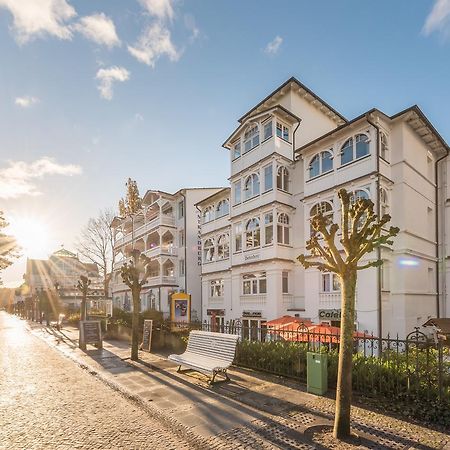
[202,206,214,223]
[264,164,273,191]
[234,223,242,252]
[282,271,289,294]
[277,213,290,245]
[203,238,215,263]
[217,234,229,260]
[264,212,273,245]
[322,272,340,292]
[245,218,260,249]
[233,140,241,159]
[277,166,289,192]
[216,199,229,218]
[244,173,260,200]
[263,120,273,140]
[309,151,333,179]
[340,133,370,166]
[276,121,290,141]
[234,180,241,204]
[244,125,259,153]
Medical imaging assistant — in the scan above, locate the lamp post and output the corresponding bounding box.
[77,275,91,351]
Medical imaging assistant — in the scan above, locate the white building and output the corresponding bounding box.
[198,77,449,338]
[110,187,222,320]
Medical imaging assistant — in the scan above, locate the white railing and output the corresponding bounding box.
[144,245,178,258]
[319,292,342,309]
[208,296,224,304]
[114,214,176,249]
[145,275,177,286]
[282,294,294,307]
[240,294,267,306]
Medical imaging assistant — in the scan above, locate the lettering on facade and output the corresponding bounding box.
[197,210,202,266]
[244,254,260,262]
[207,309,225,316]
[242,310,262,318]
[318,309,341,320]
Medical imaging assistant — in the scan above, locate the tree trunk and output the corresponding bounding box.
[131,286,140,361]
[81,297,87,321]
[333,269,357,439]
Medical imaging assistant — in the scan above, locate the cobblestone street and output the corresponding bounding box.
[0,312,194,450]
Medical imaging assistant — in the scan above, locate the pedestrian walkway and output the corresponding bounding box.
[30,319,449,449]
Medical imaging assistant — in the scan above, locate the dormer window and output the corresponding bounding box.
[244,125,259,153]
[233,140,241,159]
[276,121,290,141]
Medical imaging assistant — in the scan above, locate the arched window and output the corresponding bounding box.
[310,201,333,234]
[244,174,260,200]
[243,125,260,153]
[216,199,229,218]
[202,206,214,223]
[341,138,353,165]
[217,234,229,260]
[242,272,267,295]
[380,132,389,161]
[277,213,290,245]
[277,166,289,192]
[340,134,370,165]
[309,151,333,179]
[203,238,215,262]
[350,189,370,204]
[380,188,389,216]
[355,134,369,159]
[245,218,260,249]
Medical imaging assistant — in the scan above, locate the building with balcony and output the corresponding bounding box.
[198,77,450,338]
[110,187,222,320]
[25,248,104,310]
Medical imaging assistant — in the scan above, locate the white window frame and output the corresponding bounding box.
[263,119,273,141]
[234,222,243,252]
[277,213,290,245]
[244,173,260,200]
[202,206,214,223]
[233,180,241,204]
[263,164,273,192]
[308,150,333,179]
[232,140,241,160]
[264,212,273,245]
[216,199,229,218]
[276,121,290,142]
[321,272,340,293]
[245,217,261,249]
[203,238,215,263]
[210,279,224,297]
[340,133,370,166]
[243,125,260,153]
[242,272,267,295]
[217,234,230,260]
[282,271,289,294]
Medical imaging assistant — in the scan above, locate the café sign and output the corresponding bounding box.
[318,309,341,320]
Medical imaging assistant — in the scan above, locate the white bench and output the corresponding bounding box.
[168,330,239,384]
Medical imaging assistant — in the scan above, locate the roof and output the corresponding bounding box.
[295,105,449,157]
[423,318,450,334]
[223,104,302,148]
[238,77,347,125]
[195,187,230,207]
[51,248,77,259]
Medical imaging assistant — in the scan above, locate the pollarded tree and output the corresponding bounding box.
[120,249,151,361]
[297,188,399,439]
[118,178,142,218]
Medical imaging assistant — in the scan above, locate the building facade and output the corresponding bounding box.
[25,248,104,309]
[110,188,222,320]
[198,77,449,338]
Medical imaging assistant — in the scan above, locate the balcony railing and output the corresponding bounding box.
[319,292,344,309]
[144,245,178,258]
[240,294,267,306]
[114,214,176,248]
[145,275,177,286]
[208,296,224,304]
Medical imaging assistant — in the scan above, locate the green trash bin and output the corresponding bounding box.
[307,352,328,395]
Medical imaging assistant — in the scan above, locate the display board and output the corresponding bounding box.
[80,320,102,349]
[142,319,153,352]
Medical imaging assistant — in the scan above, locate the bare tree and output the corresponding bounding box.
[117,178,145,361]
[78,209,116,297]
[297,188,399,439]
[0,211,19,285]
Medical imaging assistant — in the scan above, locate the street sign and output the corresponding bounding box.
[80,320,102,349]
[142,319,153,352]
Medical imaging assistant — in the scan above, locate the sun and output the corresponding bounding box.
[8,215,50,259]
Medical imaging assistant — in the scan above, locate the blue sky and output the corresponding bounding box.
[1,0,449,286]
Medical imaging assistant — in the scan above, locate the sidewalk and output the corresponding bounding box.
[29,321,449,449]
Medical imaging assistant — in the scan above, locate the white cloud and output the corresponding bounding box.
[95,66,130,100]
[423,0,450,36]
[0,157,82,199]
[15,96,39,108]
[264,35,283,55]
[138,0,174,21]
[128,23,180,67]
[0,0,76,44]
[73,13,120,48]
[184,14,199,42]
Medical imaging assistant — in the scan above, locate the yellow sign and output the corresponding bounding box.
[170,293,191,323]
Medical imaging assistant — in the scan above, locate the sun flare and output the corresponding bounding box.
[8,215,50,259]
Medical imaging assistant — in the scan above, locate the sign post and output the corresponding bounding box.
[141,319,153,352]
[79,320,102,351]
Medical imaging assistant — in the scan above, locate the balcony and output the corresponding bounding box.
[319,292,342,309]
[114,214,175,249]
[240,294,267,306]
[144,245,178,258]
[208,296,224,305]
[145,275,177,286]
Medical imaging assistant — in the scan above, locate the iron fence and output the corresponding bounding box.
[164,320,450,410]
